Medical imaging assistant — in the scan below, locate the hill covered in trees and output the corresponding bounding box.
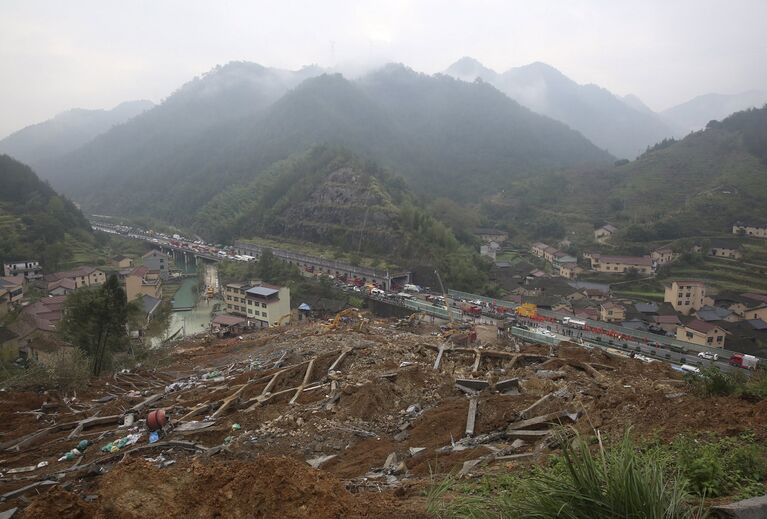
[0,155,93,269]
[196,146,494,290]
[481,105,767,243]
[37,62,612,222]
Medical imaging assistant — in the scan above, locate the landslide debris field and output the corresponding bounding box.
[2,321,767,518]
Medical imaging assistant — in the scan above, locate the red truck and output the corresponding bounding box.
[462,304,482,317]
[729,353,758,370]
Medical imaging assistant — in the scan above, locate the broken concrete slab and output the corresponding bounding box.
[535,370,566,380]
[306,454,337,469]
[710,494,767,519]
[458,458,486,477]
[175,421,216,433]
[520,392,554,419]
[384,452,399,470]
[408,447,426,456]
[495,453,535,462]
[510,439,528,450]
[455,379,490,393]
[508,410,579,431]
[505,430,552,440]
[495,378,521,394]
[465,396,478,437]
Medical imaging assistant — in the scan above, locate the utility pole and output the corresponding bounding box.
[434,269,453,325]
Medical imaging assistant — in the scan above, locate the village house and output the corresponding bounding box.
[558,263,583,279]
[0,327,19,360]
[676,319,727,348]
[695,305,739,323]
[651,246,679,266]
[14,295,67,337]
[594,224,617,243]
[600,302,626,323]
[733,222,767,238]
[664,280,706,315]
[708,240,743,260]
[709,292,767,320]
[224,281,291,328]
[0,276,24,315]
[125,266,163,301]
[588,254,654,275]
[530,242,577,277]
[142,250,170,280]
[474,228,509,243]
[111,255,135,269]
[44,266,106,294]
[480,241,501,260]
[653,314,683,335]
[3,260,42,281]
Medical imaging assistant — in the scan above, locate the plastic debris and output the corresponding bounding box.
[149,431,159,444]
[101,433,142,452]
[231,423,241,431]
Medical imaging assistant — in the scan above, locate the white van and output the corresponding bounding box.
[403,284,421,293]
[680,364,701,374]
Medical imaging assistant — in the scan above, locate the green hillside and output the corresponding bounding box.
[0,155,93,270]
[196,146,494,290]
[480,105,767,243]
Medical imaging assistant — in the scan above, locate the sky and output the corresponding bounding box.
[1,0,766,138]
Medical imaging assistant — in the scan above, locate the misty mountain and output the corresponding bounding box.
[40,62,611,225]
[662,90,767,133]
[0,100,154,168]
[444,58,676,158]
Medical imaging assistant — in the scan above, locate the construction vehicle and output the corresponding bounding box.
[272,313,291,327]
[395,312,425,329]
[320,308,363,333]
[730,353,758,370]
[515,303,537,318]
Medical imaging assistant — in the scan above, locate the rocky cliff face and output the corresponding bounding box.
[267,167,402,254]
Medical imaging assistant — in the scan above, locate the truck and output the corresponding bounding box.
[461,304,482,317]
[729,353,758,370]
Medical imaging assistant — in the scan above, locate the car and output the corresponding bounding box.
[697,351,719,361]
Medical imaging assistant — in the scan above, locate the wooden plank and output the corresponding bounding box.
[289,358,316,405]
[433,345,446,370]
[465,397,478,437]
[472,350,482,372]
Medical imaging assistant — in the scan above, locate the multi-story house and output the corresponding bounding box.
[3,260,42,280]
[44,266,107,293]
[664,280,706,315]
[224,281,291,328]
[125,266,162,301]
[142,250,170,280]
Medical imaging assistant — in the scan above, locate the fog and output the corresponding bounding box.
[1,0,766,138]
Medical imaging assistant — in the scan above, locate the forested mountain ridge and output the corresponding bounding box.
[0,100,154,169]
[484,105,767,243]
[197,146,493,290]
[0,155,93,269]
[444,57,677,158]
[40,63,612,222]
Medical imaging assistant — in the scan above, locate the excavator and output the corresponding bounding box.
[320,308,365,333]
[395,312,425,329]
[271,313,291,327]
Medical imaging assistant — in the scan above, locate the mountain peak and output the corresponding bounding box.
[444,57,497,81]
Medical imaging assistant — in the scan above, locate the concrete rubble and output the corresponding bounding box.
[0,317,764,515]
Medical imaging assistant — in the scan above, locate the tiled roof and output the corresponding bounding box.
[685,319,719,333]
[596,255,652,267]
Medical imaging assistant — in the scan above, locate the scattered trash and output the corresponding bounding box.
[58,448,82,462]
[231,423,241,431]
[148,432,160,444]
[77,439,92,452]
[101,433,142,453]
[36,461,48,469]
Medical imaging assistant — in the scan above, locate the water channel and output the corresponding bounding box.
[150,263,221,347]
